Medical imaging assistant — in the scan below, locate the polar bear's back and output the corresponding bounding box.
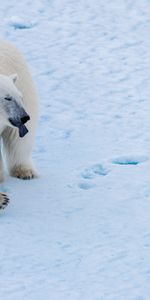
[0,40,28,74]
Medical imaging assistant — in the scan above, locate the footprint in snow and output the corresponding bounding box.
[78,164,109,190]
[78,155,148,190]
[78,182,96,190]
[81,164,109,179]
[111,155,148,166]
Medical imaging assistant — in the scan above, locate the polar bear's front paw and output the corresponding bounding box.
[0,193,9,209]
[10,165,38,180]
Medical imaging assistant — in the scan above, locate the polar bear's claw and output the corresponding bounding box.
[0,193,9,209]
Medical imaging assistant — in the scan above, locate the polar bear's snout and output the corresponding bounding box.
[9,112,30,127]
[9,109,30,138]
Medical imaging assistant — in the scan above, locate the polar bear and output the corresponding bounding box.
[0,40,38,209]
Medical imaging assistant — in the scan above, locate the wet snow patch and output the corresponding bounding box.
[112,155,148,166]
[6,16,37,30]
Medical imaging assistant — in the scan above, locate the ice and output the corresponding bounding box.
[0,0,150,299]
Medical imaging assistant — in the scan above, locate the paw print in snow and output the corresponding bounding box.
[81,164,109,180]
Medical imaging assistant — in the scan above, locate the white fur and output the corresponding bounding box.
[0,40,38,180]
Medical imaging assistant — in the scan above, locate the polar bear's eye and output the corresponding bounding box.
[4,96,12,101]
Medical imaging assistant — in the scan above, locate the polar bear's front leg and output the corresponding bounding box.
[2,126,38,180]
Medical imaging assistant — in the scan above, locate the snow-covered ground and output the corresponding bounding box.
[1,0,150,299]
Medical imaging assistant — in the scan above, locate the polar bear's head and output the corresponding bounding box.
[0,73,30,137]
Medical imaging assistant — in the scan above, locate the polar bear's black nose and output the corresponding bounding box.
[21,114,30,124]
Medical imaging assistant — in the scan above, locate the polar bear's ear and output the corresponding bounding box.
[9,73,18,84]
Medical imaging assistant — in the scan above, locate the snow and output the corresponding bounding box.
[0,0,150,299]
